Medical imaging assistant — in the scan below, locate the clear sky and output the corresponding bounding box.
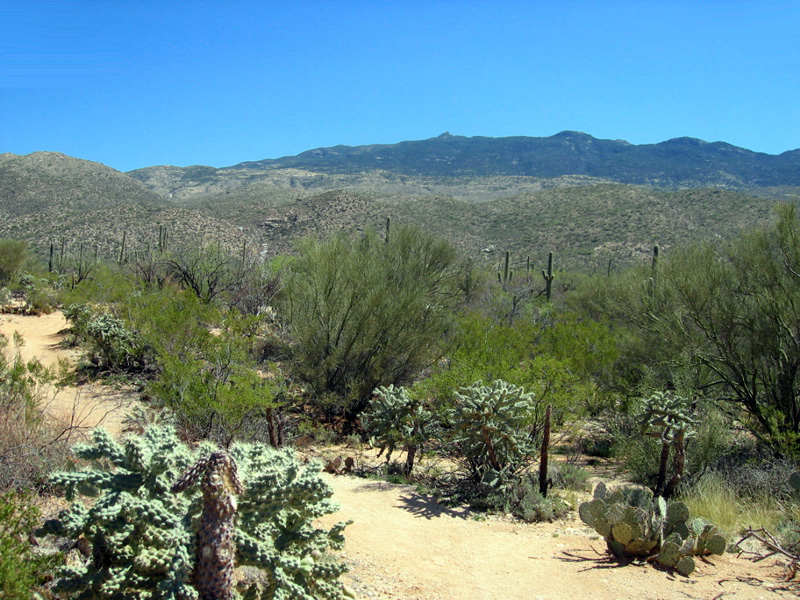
[1,1,798,172]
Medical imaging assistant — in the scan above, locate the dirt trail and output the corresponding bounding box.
[2,312,796,599]
[0,311,132,435]
[324,474,796,600]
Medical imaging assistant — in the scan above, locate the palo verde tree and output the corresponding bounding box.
[644,204,800,454]
[282,224,466,421]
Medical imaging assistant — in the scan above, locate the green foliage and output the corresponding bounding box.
[38,426,349,600]
[636,204,800,453]
[129,289,279,444]
[0,238,27,286]
[64,280,279,444]
[83,312,153,372]
[549,463,592,492]
[282,224,465,418]
[537,312,620,413]
[150,317,281,445]
[0,492,60,599]
[447,380,538,484]
[362,385,432,476]
[502,475,570,523]
[419,311,585,422]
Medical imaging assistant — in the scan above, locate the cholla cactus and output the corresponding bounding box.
[38,426,349,600]
[172,452,244,600]
[363,385,431,476]
[38,426,196,599]
[448,380,538,484]
[639,391,695,498]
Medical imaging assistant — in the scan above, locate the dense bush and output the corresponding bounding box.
[417,312,585,428]
[83,312,153,372]
[282,225,466,419]
[0,239,27,287]
[0,334,71,491]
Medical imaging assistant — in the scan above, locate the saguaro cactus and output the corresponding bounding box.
[172,452,245,600]
[498,250,513,288]
[542,252,554,300]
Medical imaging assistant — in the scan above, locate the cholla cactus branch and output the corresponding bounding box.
[172,452,245,600]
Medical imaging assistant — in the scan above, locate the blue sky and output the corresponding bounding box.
[1,1,798,172]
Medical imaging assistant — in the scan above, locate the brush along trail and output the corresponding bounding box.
[1,311,796,599]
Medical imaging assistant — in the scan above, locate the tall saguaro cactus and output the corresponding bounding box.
[172,452,245,600]
[498,250,513,288]
[542,252,554,300]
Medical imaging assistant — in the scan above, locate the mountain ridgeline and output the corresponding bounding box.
[1,131,798,273]
[227,131,800,188]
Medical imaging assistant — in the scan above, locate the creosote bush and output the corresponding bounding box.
[0,333,71,491]
[0,491,61,599]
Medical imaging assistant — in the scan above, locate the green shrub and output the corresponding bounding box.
[0,335,70,491]
[0,492,60,599]
[38,426,349,600]
[416,312,586,430]
[549,463,591,491]
[0,239,27,287]
[83,312,152,372]
[282,225,465,420]
[503,474,571,523]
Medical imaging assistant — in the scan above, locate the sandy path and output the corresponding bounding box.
[0,312,133,435]
[323,471,797,600]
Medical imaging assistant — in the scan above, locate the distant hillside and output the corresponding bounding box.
[220,131,800,189]
[243,185,777,272]
[0,152,261,261]
[0,151,162,217]
[0,138,791,274]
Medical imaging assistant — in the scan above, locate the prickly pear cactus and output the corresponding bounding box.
[579,484,661,559]
[38,426,350,600]
[579,485,726,577]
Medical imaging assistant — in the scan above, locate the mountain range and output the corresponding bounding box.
[1,131,798,274]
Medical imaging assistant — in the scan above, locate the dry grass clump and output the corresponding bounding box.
[682,472,800,542]
[0,334,76,491]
